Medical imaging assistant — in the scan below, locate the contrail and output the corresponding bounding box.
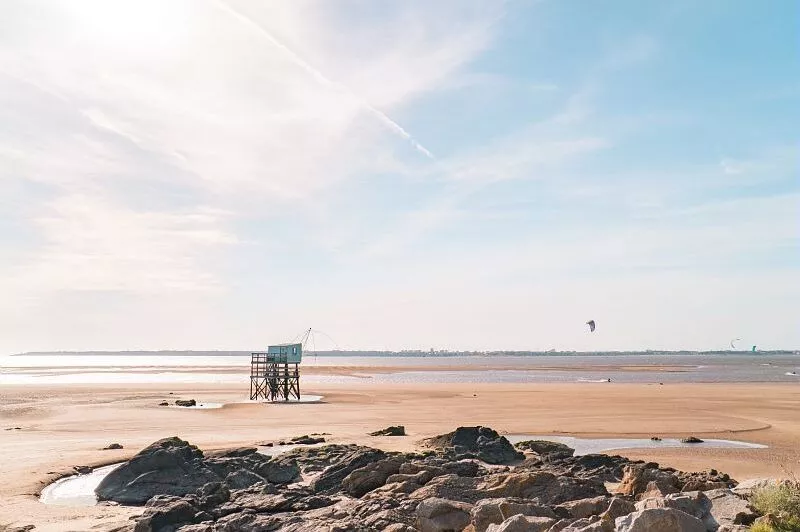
[214,0,434,159]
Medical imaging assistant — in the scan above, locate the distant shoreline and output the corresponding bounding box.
[11,349,800,357]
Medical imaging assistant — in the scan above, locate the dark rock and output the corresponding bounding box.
[175,399,196,407]
[253,456,300,484]
[515,440,575,459]
[74,465,93,474]
[370,426,406,436]
[311,447,387,493]
[651,437,662,441]
[443,460,483,478]
[681,436,704,444]
[678,469,737,491]
[195,482,229,509]
[412,471,606,506]
[95,437,218,504]
[426,426,524,465]
[103,443,124,450]
[290,435,326,445]
[223,470,266,490]
[342,457,403,497]
[134,499,199,532]
[159,402,169,406]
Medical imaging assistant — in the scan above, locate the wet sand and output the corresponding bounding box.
[1,380,799,531]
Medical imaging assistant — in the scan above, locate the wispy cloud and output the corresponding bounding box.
[214,0,435,159]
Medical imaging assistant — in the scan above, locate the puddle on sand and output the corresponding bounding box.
[167,395,324,409]
[504,435,767,455]
[40,464,121,506]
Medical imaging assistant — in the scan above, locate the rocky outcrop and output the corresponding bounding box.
[289,435,325,445]
[425,426,524,465]
[95,437,298,505]
[703,488,759,529]
[615,507,706,531]
[102,428,748,532]
[515,440,575,459]
[679,469,735,492]
[370,425,406,436]
[416,497,473,532]
[486,514,556,532]
[470,498,557,532]
[310,447,387,493]
[616,464,681,499]
[174,399,196,407]
[342,457,403,497]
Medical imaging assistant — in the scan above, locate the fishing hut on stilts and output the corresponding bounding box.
[250,329,310,401]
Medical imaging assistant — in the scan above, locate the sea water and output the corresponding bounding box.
[2,352,799,385]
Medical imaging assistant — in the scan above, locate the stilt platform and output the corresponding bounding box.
[249,348,301,401]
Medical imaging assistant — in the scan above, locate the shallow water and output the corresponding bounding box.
[3,353,799,385]
[39,464,121,506]
[38,442,318,506]
[504,435,767,456]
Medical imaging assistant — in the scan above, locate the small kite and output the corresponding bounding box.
[586,320,596,332]
[730,338,741,349]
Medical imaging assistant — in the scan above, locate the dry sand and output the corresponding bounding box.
[1,380,799,531]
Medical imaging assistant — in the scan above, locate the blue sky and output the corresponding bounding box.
[0,0,797,353]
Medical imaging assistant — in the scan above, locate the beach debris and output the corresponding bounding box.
[515,440,575,459]
[681,436,704,444]
[4,426,22,430]
[102,443,123,450]
[650,436,662,441]
[158,401,169,406]
[370,425,406,437]
[73,465,93,475]
[586,319,596,332]
[174,399,197,407]
[424,426,523,465]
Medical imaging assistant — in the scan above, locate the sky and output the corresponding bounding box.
[0,0,798,354]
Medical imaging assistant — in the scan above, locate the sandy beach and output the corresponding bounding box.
[1,378,799,531]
